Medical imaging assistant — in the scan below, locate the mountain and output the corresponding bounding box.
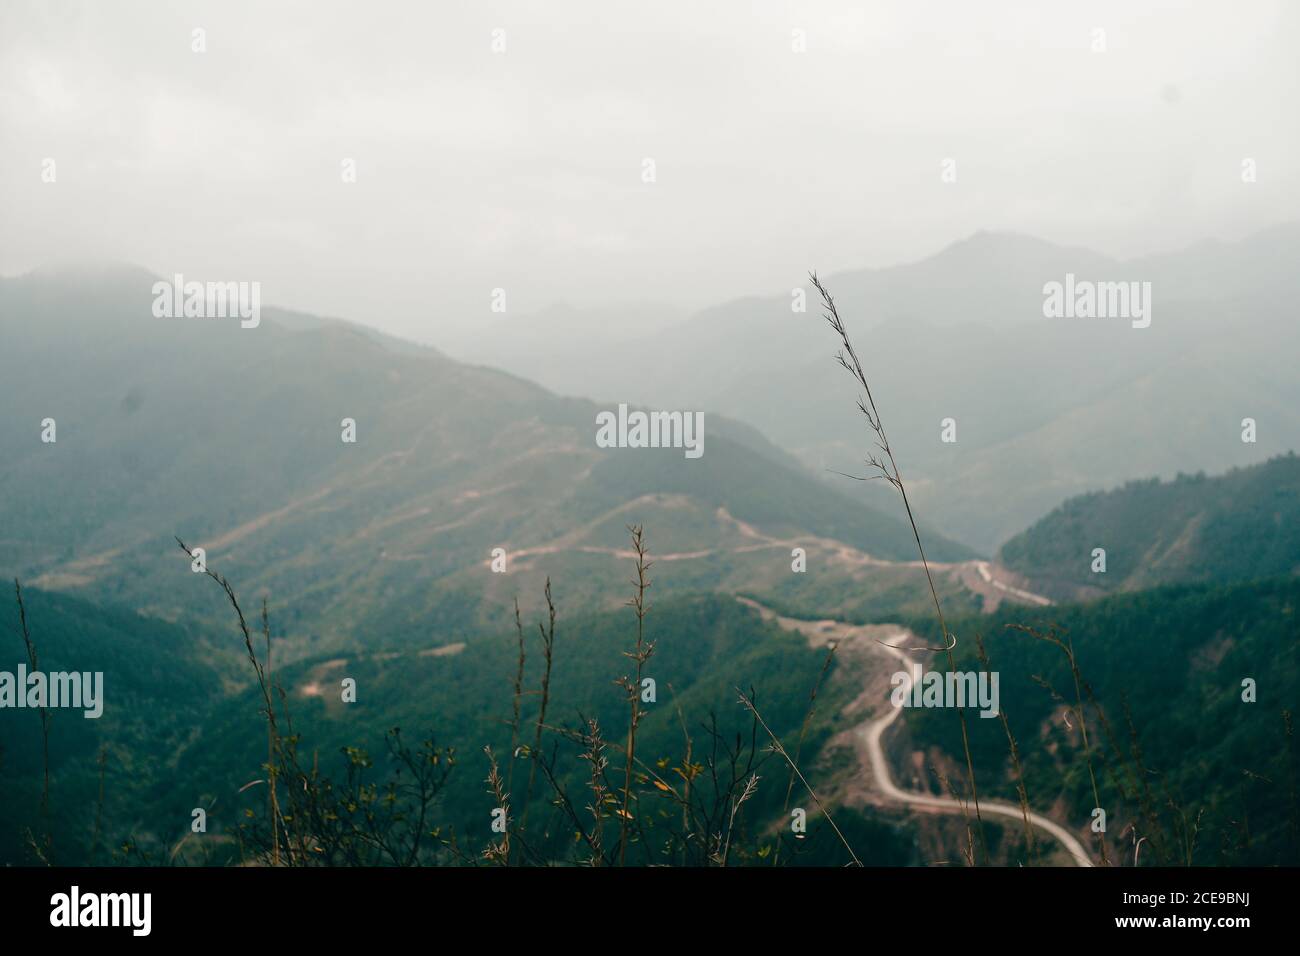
[0,265,972,659]
[902,575,1300,866]
[999,455,1300,600]
[461,225,1300,551]
[9,261,1292,868]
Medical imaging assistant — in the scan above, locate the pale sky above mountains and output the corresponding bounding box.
[2,0,1298,345]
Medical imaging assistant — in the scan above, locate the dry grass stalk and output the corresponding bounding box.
[719,774,760,866]
[483,745,511,865]
[521,577,556,830]
[933,765,976,866]
[774,642,836,865]
[1008,622,1109,865]
[616,524,654,866]
[506,597,527,798]
[810,273,988,862]
[974,633,1038,865]
[736,687,862,866]
[13,580,51,863]
[581,718,608,866]
[175,537,288,865]
[670,687,695,842]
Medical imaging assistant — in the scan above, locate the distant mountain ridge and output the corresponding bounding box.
[451,224,1300,551]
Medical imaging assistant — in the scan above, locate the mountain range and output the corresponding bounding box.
[3,236,1297,868]
[452,224,1300,551]
[0,264,972,660]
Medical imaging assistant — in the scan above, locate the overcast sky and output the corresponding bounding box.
[2,0,1297,345]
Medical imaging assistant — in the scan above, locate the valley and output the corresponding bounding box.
[2,0,1297,897]
[452,226,1300,553]
[2,257,1296,868]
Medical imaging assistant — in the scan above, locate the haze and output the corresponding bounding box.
[2,0,1297,347]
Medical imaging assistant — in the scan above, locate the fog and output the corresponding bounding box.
[2,0,1297,347]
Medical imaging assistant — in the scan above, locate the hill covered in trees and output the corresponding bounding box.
[903,575,1300,866]
[999,454,1300,600]
[0,266,971,662]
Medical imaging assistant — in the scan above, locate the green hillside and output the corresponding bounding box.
[175,590,915,866]
[0,267,971,661]
[0,586,227,864]
[903,576,1300,866]
[2,584,914,867]
[999,454,1300,599]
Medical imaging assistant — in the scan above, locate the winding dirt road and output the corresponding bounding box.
[866,632,1093,866]
[972,560,1053,607]
[742,599,1093,867]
